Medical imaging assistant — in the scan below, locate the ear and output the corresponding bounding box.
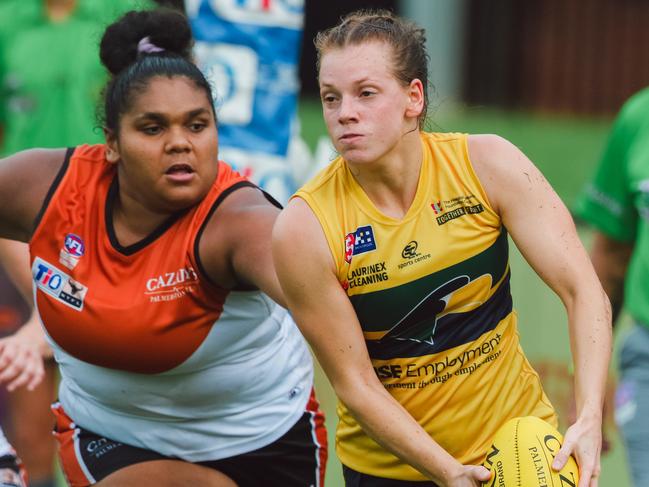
[103,128,119,164]
[405,78,425,119]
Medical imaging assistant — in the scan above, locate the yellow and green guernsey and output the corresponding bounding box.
[295,132,557,481]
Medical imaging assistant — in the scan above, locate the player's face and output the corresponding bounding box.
[318,41,423,166]
[105,76,218,214]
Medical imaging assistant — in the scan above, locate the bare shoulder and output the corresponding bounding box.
[0,148,68,241]
[273,197,334,271]
[467,134,546,214]
[274,197,324,248]
[197,185,280,287]
[467,134,528,175]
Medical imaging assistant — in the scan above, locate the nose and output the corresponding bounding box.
[165,126,191,153]
[338,96,359,125]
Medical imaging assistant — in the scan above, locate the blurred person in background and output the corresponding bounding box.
[0,1,101,484]
[0,239,49,487]
[576,87,649,487]
[0,7,326,487]
[273,9,611,487]
[0,1,171,485]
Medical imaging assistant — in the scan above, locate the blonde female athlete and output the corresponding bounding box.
[0,9,326,487]
[273,9,611,487]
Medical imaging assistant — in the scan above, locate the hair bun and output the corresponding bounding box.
[100,9,193,76]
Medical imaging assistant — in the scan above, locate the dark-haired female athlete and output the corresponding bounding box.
[0,9,326,487]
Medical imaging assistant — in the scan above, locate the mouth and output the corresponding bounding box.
[339,133,363,142]
[164,163,196,183]
[165,163,195,175]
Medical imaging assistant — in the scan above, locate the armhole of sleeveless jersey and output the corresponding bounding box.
[32,147,74,234]
[193,180,258,288]
[292,192,342,272]
[459,134,499,219]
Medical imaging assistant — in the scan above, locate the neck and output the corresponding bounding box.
[111,182,174,248]
[45,0,76,22]
[348,130,423,220]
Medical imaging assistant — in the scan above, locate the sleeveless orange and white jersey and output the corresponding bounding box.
[295,132,556,481]
[30,144,313,461]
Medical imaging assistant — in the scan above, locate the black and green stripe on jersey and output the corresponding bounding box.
[352,228,511,360]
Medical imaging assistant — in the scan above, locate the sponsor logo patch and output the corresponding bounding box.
[436,203,484,225]
[431,195,484,225]
[59,233,85,270]
[33,257,87,311]
[145,266,199,303]
[343,261,389,290]
[344,225,377,263]
[401,241,419,259]
[398,241,431,269]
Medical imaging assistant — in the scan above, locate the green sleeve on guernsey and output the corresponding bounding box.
[575,88,649,242]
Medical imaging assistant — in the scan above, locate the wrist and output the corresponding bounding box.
[576,407,603,425]
[434,459,464,486]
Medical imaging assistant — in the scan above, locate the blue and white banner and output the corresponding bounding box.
[189,0,304,160]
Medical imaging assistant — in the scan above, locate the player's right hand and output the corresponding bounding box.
[444,464,492,486]
[0,313,47,392]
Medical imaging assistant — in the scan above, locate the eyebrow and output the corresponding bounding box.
[134,107,212,122]
[320,76,375,89]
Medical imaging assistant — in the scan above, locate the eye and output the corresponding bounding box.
[321,93,339,104]
[188,122,207,132]
[141,125,162,135]
[360,90,375,98]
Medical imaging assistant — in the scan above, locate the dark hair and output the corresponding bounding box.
[99,9,214,132]
[314,9,430,128]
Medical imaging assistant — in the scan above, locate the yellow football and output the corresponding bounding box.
[482,416,579,486]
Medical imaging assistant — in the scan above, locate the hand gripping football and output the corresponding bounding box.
[482,416,580,486]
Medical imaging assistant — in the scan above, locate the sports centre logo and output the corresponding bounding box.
[398,241,431,270]
[32,257,87,311]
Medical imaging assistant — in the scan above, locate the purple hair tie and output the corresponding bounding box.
[137,36,164,54]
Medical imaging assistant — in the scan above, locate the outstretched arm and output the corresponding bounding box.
[273,198,490,487]
[0,239,51,391]
[469,134,612,487]
[0,148,64,389]
[0,148,67,241]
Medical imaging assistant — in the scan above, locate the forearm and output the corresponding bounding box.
[0,238,33,305]
[565,287,612,419]
[335,376,462,485]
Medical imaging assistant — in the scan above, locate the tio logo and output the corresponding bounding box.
[34,263,63,290]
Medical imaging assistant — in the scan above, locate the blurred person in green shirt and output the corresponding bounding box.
[0,2,156,486]
[576,87,649,487]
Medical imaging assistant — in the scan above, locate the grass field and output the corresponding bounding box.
[298,98,632,486]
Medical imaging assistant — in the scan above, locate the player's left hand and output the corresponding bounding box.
[552,415,602,487]
[0,313,47,392]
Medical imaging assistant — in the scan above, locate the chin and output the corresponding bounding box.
[163,190,207,212]
[341,151,376,166]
